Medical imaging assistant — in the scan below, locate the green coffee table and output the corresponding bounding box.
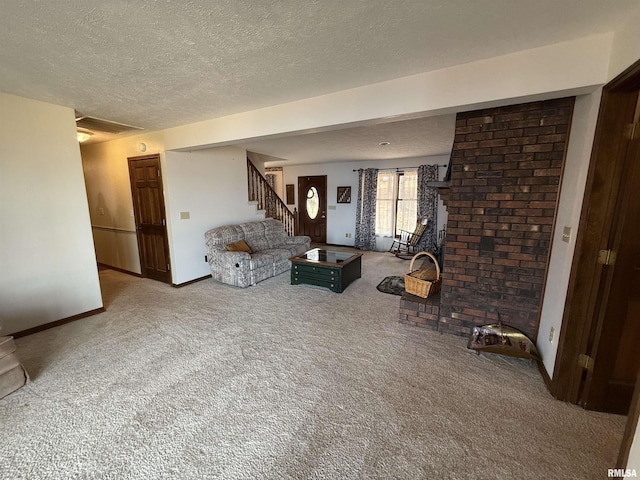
[290,248,362,293]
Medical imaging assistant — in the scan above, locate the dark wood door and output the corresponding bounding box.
[298,175,327,243]
[550,60,640,421]
[128,155,172,284]
[582,132,640,414]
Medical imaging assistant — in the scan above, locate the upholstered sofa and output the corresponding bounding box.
[205,219,311,287]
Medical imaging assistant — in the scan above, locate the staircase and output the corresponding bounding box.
[247,158,297,236]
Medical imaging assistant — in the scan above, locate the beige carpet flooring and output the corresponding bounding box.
[1,250,625,479]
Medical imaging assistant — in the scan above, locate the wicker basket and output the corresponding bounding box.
[404,251,442,298]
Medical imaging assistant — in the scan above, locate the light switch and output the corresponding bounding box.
[180,211,190,220]
[562,226,571,243]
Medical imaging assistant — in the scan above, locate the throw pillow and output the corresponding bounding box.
[226,240,253,254]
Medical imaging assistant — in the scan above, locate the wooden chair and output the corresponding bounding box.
[389,217,430,259]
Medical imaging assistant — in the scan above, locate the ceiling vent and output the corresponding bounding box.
[75,113,144,135]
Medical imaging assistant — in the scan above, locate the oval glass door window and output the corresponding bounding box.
[306,186,319,219]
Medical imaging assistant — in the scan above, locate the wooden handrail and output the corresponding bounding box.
[247,158,298,235]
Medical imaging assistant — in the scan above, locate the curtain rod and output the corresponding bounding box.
[352,164,447,172]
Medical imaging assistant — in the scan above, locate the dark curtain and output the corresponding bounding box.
[417,164,438,252]
[354,168,378,250]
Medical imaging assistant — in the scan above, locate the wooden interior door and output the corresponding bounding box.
[128,155,172,284]
[298,175,327,243]
[551,59,640,417]
[581,115,640,414]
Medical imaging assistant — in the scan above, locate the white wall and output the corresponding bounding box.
[163,34,611,152]
[608,3,640,81]
[282,156,449,249]
[629,436,640,475]
[0,93,102,335]
[81,131,166,274]
[163,146,261,284]
[628,418,640,480]
[82,136,262,285]
[536,91,603,377]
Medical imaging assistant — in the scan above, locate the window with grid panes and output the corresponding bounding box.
[375,169,417,237]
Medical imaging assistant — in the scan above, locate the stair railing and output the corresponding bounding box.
[247,158,297,235]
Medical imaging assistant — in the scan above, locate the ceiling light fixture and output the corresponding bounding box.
[77,131,93,143]
[378,141,391,146]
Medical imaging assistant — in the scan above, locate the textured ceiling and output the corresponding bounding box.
[1,1,638,159]
[241,114,457,165]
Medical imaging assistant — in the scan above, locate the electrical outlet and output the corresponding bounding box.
[345,233,352,238]
[549,327,555,343]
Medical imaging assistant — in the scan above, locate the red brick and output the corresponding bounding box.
[445,97,573,339]
[454,141,479,150]
[493,258,521,267]
[507,136,538,145]
[456,125,482,134]
[462,163,490,172]
[506,119,542,129]
[499,201,529,208]
[446,241,469,249]
[514,209,543,216]
[495,245,522,253]
[466,132,495,141]
[495,112,525,122]
[458,235,481,243]
[473,201,500,208]
[533,168,562,177]
[456,249,479,257]
[541,116,571,126]
[537,134,566,143]
[498,216,527,224]
[464,148,493,157]
[479,139,507,148]
[508,252,537,261]
[523,126,557,136]
[486,193,513,201]
[494,129,524,139]
[457,221,483,229]
[492,146,523,155]
[484,222,511,230]
[467,116,494,125]
[523,144,554,153]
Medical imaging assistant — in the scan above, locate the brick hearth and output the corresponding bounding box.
[399,292,441,330]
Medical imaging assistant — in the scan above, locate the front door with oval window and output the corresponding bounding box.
[298,175,327,243]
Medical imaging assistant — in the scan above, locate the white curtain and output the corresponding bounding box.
[396,169,418,234]
[375,168,418,251]
[375,170,396,238]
